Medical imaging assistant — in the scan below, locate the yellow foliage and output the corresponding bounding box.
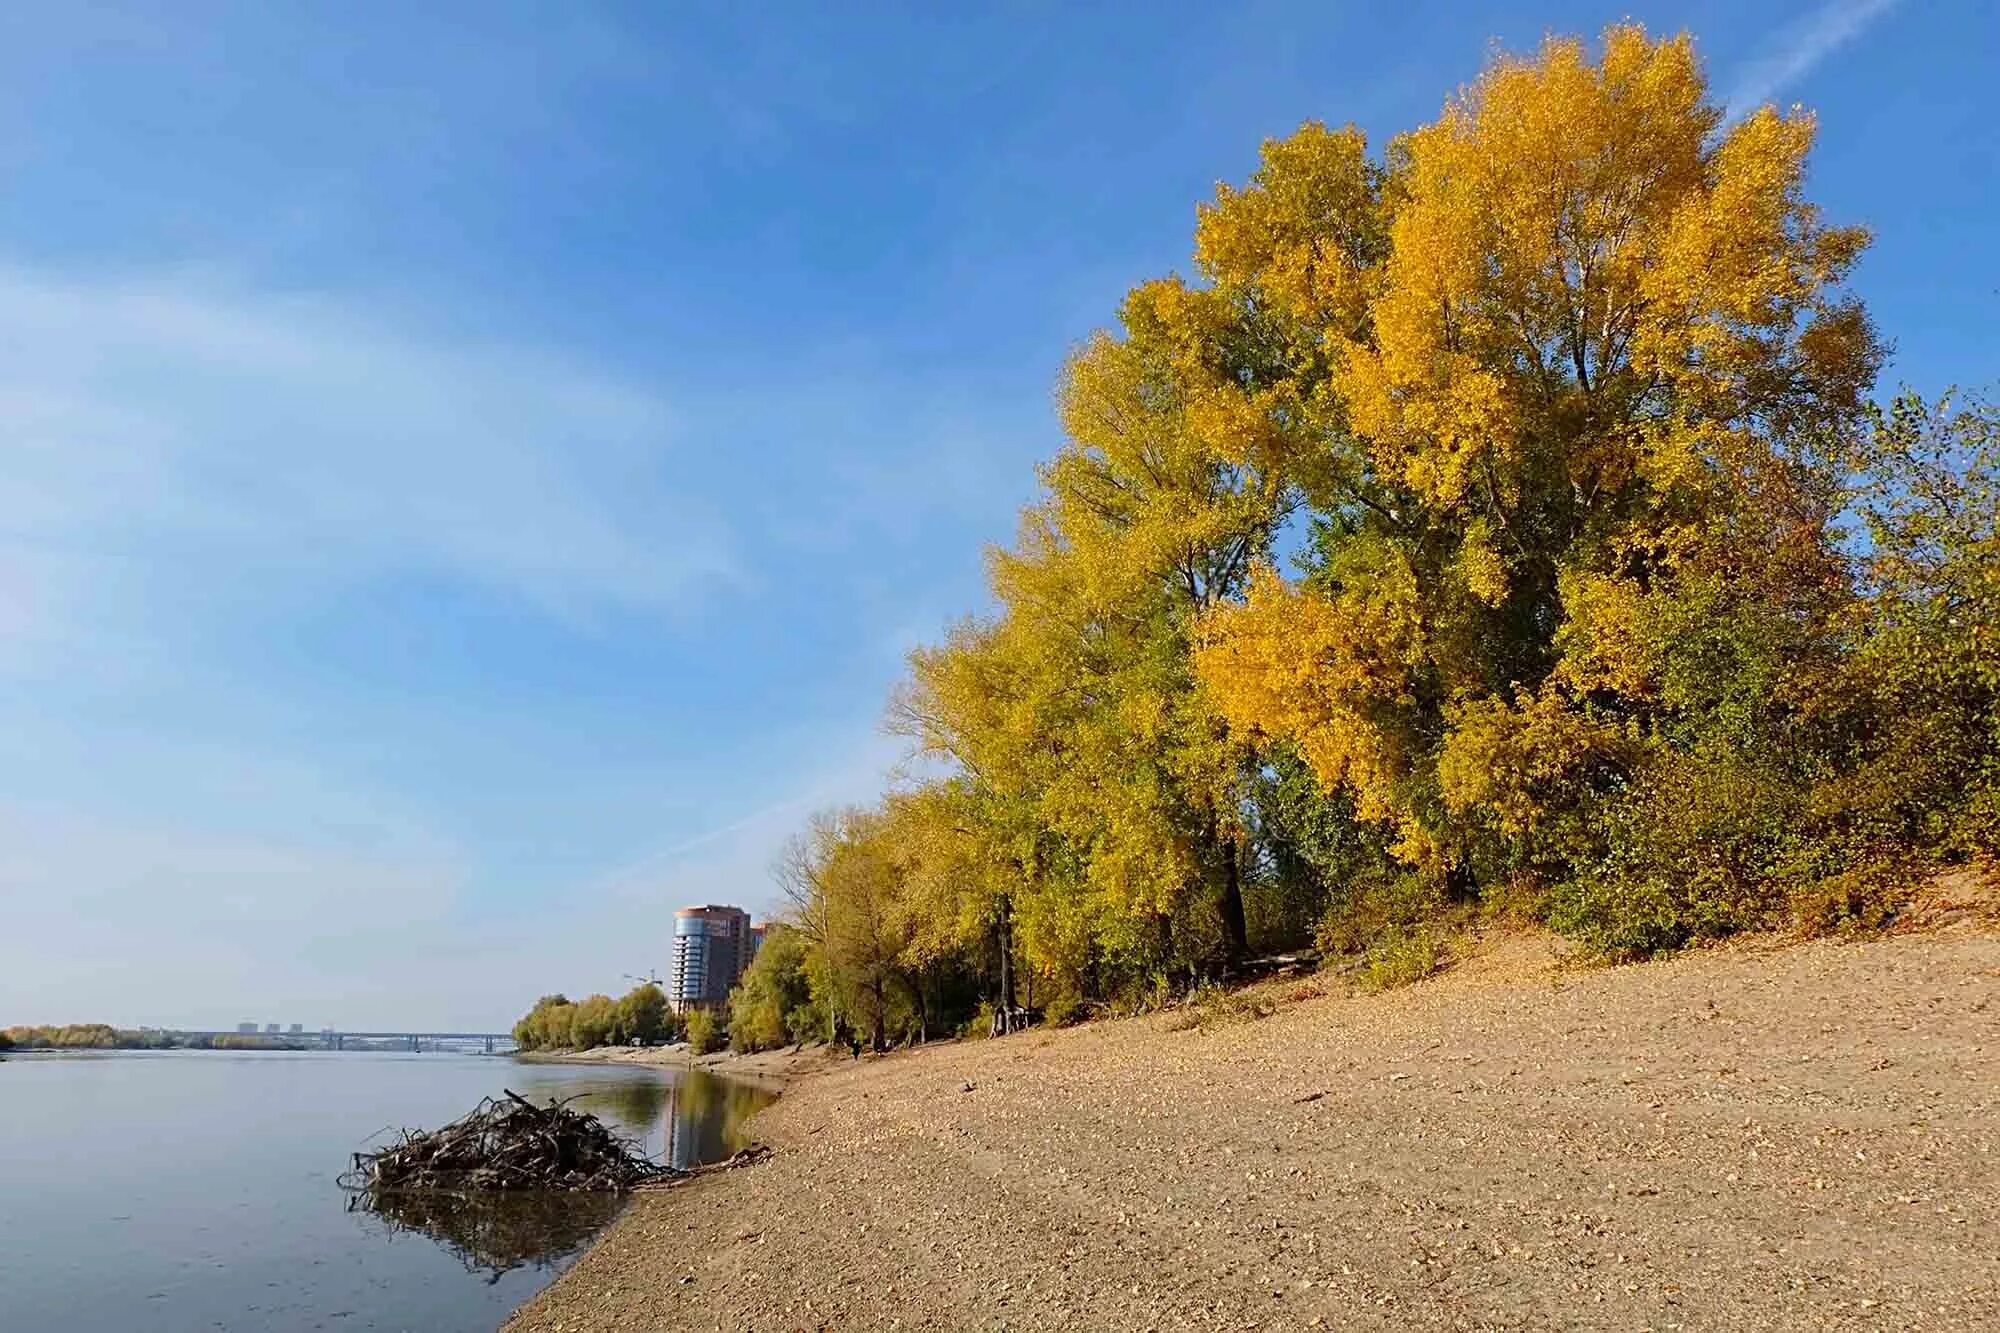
[1455,518,1509,607]
[1195,24,1876,871]
[1195,559,1422,832]
[1436,685,1614,837]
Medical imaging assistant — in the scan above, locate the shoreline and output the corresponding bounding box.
[512,1040,844,1095]
[509,920,2000,1331]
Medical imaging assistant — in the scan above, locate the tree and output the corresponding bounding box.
[615,983,672,1046]
[684,1007,722,1055]
[1812,392,2000,856]
[511,994,576,1052]
[568,994,617,1050]
[818,808,918,1052]
[727,925,821,1052]
[773,22,1990,980]
[1195,27,1878,909]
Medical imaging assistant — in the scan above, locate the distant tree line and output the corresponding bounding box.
[510,983,675,1051]
[0,1024,310,1051]
[713,26,1997,1052]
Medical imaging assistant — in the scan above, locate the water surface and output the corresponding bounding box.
[0,1050,773,1331]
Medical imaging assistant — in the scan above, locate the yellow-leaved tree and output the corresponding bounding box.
[1192,26,1879,927]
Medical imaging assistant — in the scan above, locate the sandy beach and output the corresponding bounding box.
[509,913,2000,1331]
[519,1042,833,1094]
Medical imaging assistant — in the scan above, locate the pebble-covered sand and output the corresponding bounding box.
[511,922,1999,1331]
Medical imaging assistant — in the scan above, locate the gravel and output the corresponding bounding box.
[509,923,2000,1331]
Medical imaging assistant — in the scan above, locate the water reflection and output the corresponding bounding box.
[543,1073,670,1131]
[350,1188,626,1282]
[662,1069,774,1170]
[505,1067,776,1172]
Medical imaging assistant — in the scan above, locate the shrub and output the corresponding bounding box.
[1357,925,1440,991]
[727,926,822,1052]
[1040,995,1085,1028]
[1548,753,1803,957]
[728,992,788,1054]
[960,1001,997,1040]
[1312,869,1441,959]
[1162,980,1276,1032]
[1786,855,1912,936]
[684,1008,722,1055]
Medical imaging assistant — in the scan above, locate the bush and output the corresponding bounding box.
[1312,869,1441,958]
[1548,754,1802,957]
[1357,925,1440,991]
[1786,856,1912,936]
[960,1001,997,1040]
[1160,980,1277,1032]
[728,993,787,1053]
[1040,995,1085,1028]
[727,926,823,1053]
[684,1008,722,1055]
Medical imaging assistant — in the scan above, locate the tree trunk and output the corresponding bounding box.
[996,894,1017,1033]
[870,975,887,1052]
[1220,833,1249,962]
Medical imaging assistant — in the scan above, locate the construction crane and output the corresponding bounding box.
[623,971,662,987]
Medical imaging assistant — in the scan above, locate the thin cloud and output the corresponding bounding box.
[590,730,906,906]
[0,266,741,675]
[1723,0,1902,124]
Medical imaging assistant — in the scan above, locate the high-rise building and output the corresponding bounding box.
[235,1022,258,1035]
[670,905,753,1012]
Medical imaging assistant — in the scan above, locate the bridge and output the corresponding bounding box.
[175,1030,517,1054]
[319,1031,517,1054]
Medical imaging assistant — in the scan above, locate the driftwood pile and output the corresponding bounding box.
[342,1090,673,1195]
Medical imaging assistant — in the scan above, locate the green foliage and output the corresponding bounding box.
[0,1024,293,1050]
[1040,994,1085,1028]
[510,983,682,1052]
[1,1023,186,1050]
[1357,925,1440,991]
[567,994,617,1050]
[728,926,822,1053]
[511,994,576,1052]
[684,1008,722,1055]
[614,984,674,1046]
[1548,754,1803,956]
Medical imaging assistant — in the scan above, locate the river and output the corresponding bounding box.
[0,1049,774,1331]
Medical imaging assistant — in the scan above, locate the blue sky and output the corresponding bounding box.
[1,0,1992,1029]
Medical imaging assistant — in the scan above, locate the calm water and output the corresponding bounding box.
[0,1051,774,1331]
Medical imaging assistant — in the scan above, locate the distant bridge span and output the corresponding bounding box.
[176,1030,517,1054]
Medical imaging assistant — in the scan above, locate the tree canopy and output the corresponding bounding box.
[727,24,1996,1037]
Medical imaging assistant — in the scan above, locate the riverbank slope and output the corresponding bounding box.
[510,921,2000,1331]
[519,1042,832,1093]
